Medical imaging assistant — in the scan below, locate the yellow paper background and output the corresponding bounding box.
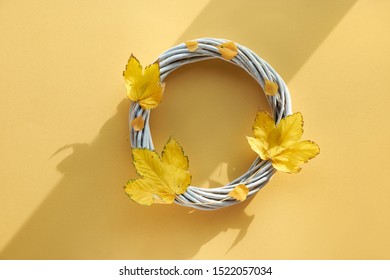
[1,0,389,259]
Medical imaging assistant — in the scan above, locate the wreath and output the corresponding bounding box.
[123,38,319,210]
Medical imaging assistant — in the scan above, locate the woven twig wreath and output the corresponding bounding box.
[125,38,319,210]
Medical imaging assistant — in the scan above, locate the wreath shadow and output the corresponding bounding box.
[0,98,256,259]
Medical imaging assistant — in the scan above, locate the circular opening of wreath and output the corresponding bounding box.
[123,38,320,210]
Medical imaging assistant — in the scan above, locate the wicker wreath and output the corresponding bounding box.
[126,38,318,210]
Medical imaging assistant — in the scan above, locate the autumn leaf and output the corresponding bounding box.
[264,80,279,96]
[228,184,249,201]
[131,115,145,132]
[123,54,164,110]
[247,111,320,173]
[185,41,198,52]
[217,41,238,60]
[124,138,191,206]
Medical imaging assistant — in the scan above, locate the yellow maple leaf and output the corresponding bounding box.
[131,115,145,132]
[123,54,164,110]
[228,184,249,201]
[247,111,320,173]
[185,40,198,52]
[264,80,279,96]
[124,138,191,206]
[217,41,238,60]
